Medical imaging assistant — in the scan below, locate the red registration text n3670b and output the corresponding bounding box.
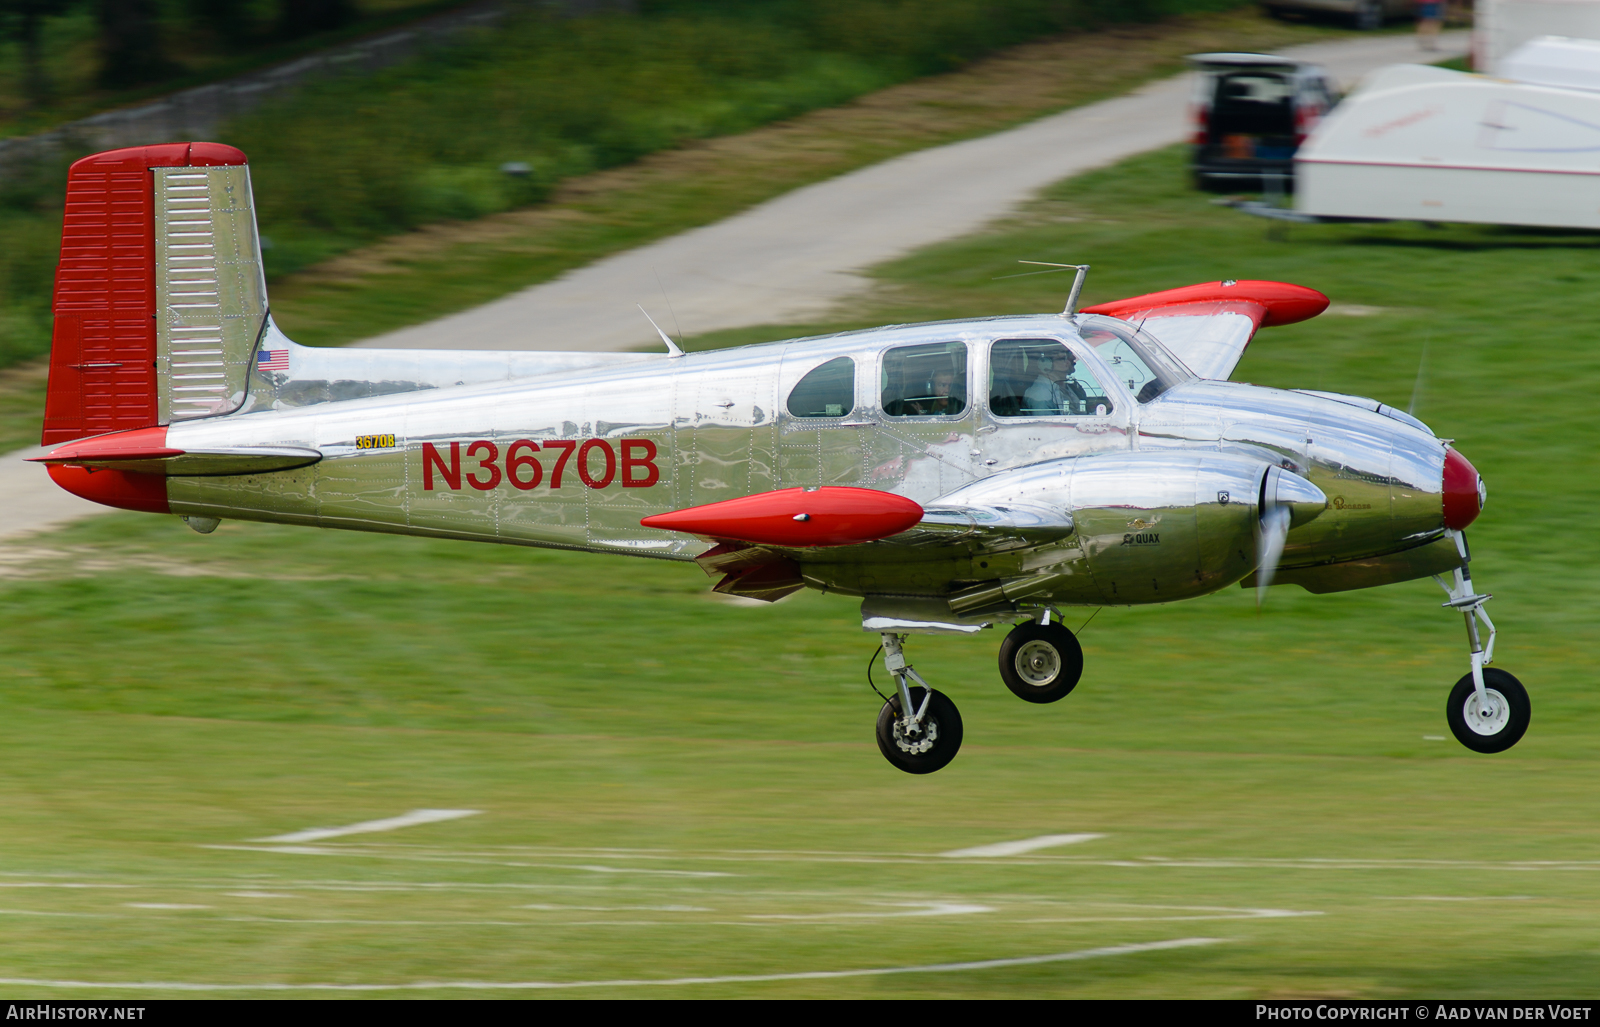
[421,439,660,491]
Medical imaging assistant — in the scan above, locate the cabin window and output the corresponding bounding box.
[881,342,967,417]
[787,356,856,418]
[989,338,1113,418]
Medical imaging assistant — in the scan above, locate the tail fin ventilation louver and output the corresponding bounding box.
[155,163,266,422]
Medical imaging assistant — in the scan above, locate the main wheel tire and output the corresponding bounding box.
[875,687,963,774]
[1445,668,1530,754]
[998,621,1084,704]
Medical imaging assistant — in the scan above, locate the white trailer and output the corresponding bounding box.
[1475,0,1600,74]
[1274,41,1600,228]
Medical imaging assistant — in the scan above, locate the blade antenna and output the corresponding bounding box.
[653,266,686,349]
[638,304,684,358]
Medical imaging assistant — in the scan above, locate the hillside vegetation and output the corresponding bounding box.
[1,0,1249,369]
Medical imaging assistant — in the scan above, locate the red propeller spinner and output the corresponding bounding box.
[1442,448,1485,531]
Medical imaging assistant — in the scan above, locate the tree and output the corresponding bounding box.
[96,0,175,89]
[0,0,73,108]
[186,0,252,43]
[278,0,354,39]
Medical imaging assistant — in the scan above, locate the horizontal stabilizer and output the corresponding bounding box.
[32,425,320,476]
[642,486,923,547]
[1082,280,1328,380]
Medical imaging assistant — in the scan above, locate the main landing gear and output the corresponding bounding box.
[871,611,1086,774]
[1434,530,1530,754]
[998,609,1084,704]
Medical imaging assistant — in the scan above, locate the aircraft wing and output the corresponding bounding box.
[1081,279,1329,380]
[641,486,1074,602]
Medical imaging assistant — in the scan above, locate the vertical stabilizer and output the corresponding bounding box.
[154,160,267,422]
[43,142,264,446]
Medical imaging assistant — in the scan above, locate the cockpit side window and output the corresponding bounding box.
[881,342,967,417]
[787,356,856,418]
[989,338,1113,418]
[1077,323,1186,403]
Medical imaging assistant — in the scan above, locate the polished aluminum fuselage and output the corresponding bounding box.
[164,313,1453,607]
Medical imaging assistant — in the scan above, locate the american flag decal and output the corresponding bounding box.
[256,349,289,373]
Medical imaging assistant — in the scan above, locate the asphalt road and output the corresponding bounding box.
[354,32,1466,354]
[1,30,1466,541]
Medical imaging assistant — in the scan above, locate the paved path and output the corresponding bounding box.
[1,31,1466,540]
[355,32,1466,353]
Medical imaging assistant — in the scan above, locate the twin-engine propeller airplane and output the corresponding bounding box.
[35,142,1524,773]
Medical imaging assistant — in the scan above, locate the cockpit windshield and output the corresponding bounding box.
[1075,315,1193,403]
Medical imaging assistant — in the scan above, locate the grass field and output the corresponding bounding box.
[3,149,1599,997]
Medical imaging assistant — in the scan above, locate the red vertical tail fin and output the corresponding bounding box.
[43,142,251,446]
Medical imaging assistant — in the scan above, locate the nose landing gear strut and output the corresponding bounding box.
[1434,530,1530,753]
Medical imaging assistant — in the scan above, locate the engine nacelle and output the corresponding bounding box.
[939,452,1285,606]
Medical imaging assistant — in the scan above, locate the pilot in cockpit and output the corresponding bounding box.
[1021,344,1088,416]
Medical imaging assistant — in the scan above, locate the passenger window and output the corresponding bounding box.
[989,339,1113,418]
[787,356,855,418]
[882,342,967,417]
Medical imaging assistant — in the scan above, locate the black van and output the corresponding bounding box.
[1188,52,1338,191]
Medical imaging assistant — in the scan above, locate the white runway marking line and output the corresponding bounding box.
[255,809,481,844]
[1019,904,1321,924]
[207,844,735,877]
[747,902,994,921]
[0,883,132,889]
[940,834,1105,858]
[0,937,1224,991]
[1389,895,1535,902]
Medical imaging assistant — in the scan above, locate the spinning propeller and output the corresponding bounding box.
[1255,467,1328,607]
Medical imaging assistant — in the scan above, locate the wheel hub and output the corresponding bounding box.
[1463,687,1510,736]
[1014,640,1060,687]
[893,715,939,755]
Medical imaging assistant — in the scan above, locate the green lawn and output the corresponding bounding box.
[2,146,1597,997]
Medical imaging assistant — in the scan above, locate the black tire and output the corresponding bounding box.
[998,621,1084,704]
[875,687,963,774]
[1445,668,1530,754]
[1352,0,1382,30]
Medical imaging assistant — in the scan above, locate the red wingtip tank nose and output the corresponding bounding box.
[1442,448,1485,530]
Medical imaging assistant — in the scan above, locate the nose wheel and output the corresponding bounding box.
[1446,668,1530,753]
[1434,530,1530,753]
[872,634,963,774]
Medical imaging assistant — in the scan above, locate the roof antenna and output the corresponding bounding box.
[638,304,684,358]
[999,261,1091,316]
[654,266,688,347]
